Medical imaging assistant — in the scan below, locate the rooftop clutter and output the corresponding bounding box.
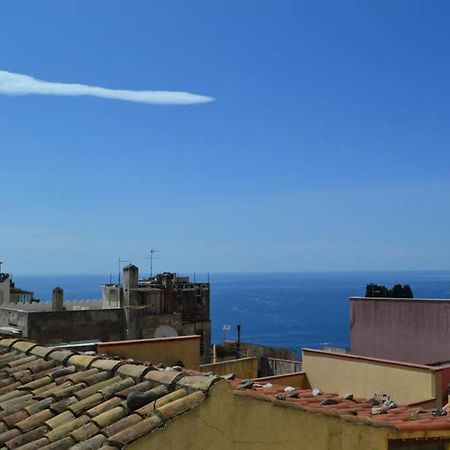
[231,380,450,433]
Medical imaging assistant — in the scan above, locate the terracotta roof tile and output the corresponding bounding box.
[74,376,122,400]
[71,421,101,442]
[45,415,90,442]
[91,406,126,428]
[11,341,38,355]
[176,374,220,393]
[115,380,152,398]
[15,408,54,432]
[67,354,99,370]
[156,390,205,420]
[107,415,162,447]
[0,338,22,349]
[90,359,123,372]
[29,346,54,359]
[71,433,106,450]
[115,363,150,380]
[40,435,75,449]
[229,378,450,433]
[144,369,184,386]
[102,413,142,437]
[0,339,210,449]
[68,393,104,416]
[46,350,75,364]
[45,410,75,429]
[5,425,48,448]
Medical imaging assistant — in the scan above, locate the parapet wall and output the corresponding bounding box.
[302,348,444,407]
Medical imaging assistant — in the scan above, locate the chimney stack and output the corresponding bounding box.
[52,287,64,311]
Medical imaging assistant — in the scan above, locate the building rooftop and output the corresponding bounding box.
[3,337,450,449]
[0,338,220,449]
[229,379,450,432]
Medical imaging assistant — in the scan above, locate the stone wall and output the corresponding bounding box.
[142,314,183,339]
[25,308,126,343]
[239,342,297,361]
[260,357,302,376]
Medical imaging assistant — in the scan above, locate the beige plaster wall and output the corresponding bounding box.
[303,349,441,406]
[127,381,393,450]
[200,357,258,379]
[98,335,200,370]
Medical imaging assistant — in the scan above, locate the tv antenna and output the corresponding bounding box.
[117,257,130,284]
[145,249,160,278]
[223,324,231,341]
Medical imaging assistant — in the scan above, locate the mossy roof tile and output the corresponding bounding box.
[0,339,209,449]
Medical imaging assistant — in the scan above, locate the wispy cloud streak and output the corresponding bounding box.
[0,70,214,105]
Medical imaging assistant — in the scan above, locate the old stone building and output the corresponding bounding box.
[0,266,211,362]
[102,266,211,357]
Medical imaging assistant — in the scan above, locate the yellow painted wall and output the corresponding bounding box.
[97,336,200,370]
[127,381,394,450]
[200,357,258,379]
[302,349,441,407]
[255,371,310,388]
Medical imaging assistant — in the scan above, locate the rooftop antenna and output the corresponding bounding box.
[145,249,160,278]
[118,257,130,284]
[223,324,231,342]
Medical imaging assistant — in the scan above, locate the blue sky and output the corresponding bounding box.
[1,1,449,275]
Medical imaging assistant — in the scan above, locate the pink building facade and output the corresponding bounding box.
[350,297,450,365]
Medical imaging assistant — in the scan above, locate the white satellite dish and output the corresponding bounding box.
[154,325,178,338]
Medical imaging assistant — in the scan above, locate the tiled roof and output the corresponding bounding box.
[0,338,220,449]
[229,380,450,432]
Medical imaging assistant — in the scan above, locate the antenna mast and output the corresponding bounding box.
[147,249,160,278]
[117,257,130,284]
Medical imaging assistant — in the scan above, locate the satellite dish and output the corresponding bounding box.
[154,325,178,338]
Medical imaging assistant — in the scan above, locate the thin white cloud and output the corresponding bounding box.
[0,70,214,105]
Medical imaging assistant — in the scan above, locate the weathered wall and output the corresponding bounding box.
[97,335,200,369]
[142,314,183,339]
[200,357,258,379]
[260,357,302,376]
[26,309,125,344]
[182,320,211,362]
[0,307,29,330]
[351,297,450,365]
[255,371,310,388]
[128,381,396,450]
[240,342,297,360]
[0,278,10,306]
[303,348,442,407]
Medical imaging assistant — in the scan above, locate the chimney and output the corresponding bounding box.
[123,265,141,340]
[52,287,64,311]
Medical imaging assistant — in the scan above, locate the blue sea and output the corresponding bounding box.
[13,271,450,357]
